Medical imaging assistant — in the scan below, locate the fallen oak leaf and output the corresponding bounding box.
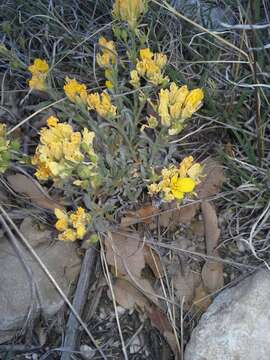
[159,202,199,229]
[201,201,220,255]
[193,284,212,312]
[104,231,145,278]
[7,173,63,211]
[112,277,180,358]
[196,158,225,199]
[120,204,159,227]
[201,200,224,292]
[201,260,224,293]
[112,278,150,310]
[173,265,201,308]
[144,245,164,278]
[148,305,180,359]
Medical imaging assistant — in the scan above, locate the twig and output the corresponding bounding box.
[61,245,98,360]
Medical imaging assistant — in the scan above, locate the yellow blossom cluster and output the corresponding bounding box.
[32,116,97,182]
[28,58,49,91]
[54,207,91,241]
[63,77,117,119]
[87,91,117,118]
[112,0,147,29]
[130,48,168,87]
[64,78,87,104]
[96,37,117,69]
[148,156,203,202]
[157,82,204,135]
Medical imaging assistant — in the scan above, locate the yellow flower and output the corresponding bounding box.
[178,156,194,177]
[59,229,77,241]
[135,48,168,86]
[147,115,158,129]
[148,183,159,194]
[82,128,95,146]
[181,88,204,120]
[112,0,147,29]
[148,157,202,202]
[28,59,49,75]
[129,70,140,88]
[28,59,49,91]
[54,207,91,241]
[170,175,195,199]
[64,78,87,104]
[87,91,117,119]
[54,208,69,231]
[32,116,97,183]
[158,89,170,127]
[157,83,204,135]
[96,37,117,68]
[105,80,113,89]
[178,156,203,183]
[140,48,153,61]
[47,116,58,127]
[29,74,47,91]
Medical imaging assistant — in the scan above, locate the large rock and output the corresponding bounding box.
[0,218,81,343]
[185,270,270,360]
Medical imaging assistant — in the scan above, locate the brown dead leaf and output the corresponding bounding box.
[197,158,225,199]
[193,284,212,312]
[159,202,199,229]
[201,261,224,293]
[131,276,160,307]
[7,174,62,211]
[112,278,150,310]
[104,231,145,278]
[191,220,205,237]
[113,277,179,358]
[121,204,158,227]
[173,266,201,307]
[144,245,164,278]
[201,200,224,293]
[201,201,220,255]
[148,306,180,359]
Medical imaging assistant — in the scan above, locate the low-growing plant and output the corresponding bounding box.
[3,0,205,241]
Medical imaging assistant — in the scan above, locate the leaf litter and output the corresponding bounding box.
[104,158,226,356]
[7,173,63,211]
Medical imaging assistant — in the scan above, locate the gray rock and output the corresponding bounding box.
[0,221,81,343]
[185,270,270,360]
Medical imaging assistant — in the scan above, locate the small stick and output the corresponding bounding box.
[61,245,98,360]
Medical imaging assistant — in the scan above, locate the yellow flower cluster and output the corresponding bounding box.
[157,83,204,135]
[63,77,117,119]
[55,207,90,241]
[130,48,168,87]
[32,116,97,182]
[64,78,87,104]
[96,37,117,69]
[112,0,147,29]
[28,58,49,91]
[87,91,117,118]
[148,156,202,202]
